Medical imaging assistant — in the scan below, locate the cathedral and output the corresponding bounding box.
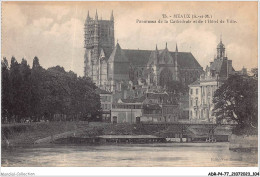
[84,11,203,92]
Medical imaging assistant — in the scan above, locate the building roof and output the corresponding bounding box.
[120,96,146,103]
[147,92,169,99]
[95,88,112,94]
[189,79,200,86]
[143,103,162,110]
[210,58,235,78]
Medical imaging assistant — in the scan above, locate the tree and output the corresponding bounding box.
[165,80,188,103]
[9,57,23,122]
[166,80,188,94]
[213,74,257,135]
[2,56,101,123]
[31,56,45,121]
[251,68,258,78]
[72,76,101,121]
[19,58,32,119]
[1,57,10,123]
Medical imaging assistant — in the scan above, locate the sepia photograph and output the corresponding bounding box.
[1,0,258,175]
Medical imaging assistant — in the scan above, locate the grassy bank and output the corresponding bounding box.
[2,121,88,146]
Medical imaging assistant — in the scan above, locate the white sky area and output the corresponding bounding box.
[2,2,258,76]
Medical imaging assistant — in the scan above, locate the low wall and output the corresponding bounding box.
[229,134,258,151]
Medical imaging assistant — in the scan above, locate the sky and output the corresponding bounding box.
[2,1,258,76]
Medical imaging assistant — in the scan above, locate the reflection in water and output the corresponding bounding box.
[1,143,257,167]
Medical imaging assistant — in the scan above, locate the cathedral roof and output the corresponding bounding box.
[123,49,151,67]
[170,52,202,69]
[122,49,202,69]
[108,43,129,63]
[108,43,130,75]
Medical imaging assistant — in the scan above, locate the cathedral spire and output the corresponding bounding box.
[95,9,98,21]
[86,10,90,23]
[175,43,178,52]
[166,42,168,49]
[155,44,159,64]
[110,10,114,21]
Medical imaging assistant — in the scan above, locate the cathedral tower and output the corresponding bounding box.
[84,10,115,79]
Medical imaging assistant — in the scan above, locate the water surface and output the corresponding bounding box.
[1,143,257,167]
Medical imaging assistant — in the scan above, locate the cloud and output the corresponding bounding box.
[227,43,256,70]
[32,18,54,29]
[2,4,85,75]
[43,5,71,20]
[176,27,217,69]
[2,3,27,31]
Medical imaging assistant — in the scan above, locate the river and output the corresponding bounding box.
[1,143,257,167]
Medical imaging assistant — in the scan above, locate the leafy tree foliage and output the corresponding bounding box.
[1,56,101,123]
[213,74,257,135]
[251,68,258,78]
[165,80,188,103]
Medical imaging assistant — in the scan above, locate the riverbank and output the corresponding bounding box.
[2,121,233,147]
[2,122,154,146]
[2,121,88,146]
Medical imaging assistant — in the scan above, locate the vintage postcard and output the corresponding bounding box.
[1,1,258,176]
